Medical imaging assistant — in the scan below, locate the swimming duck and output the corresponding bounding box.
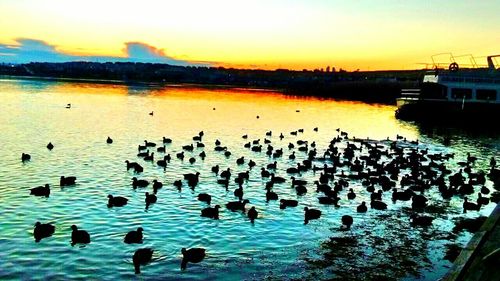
[267,161,277,170]
[21,153,31,162]
[132,177,149,188]
[236,156,245,165]
[133,248,153,274]
[151,180,163,193]
[30,184,50,197]
[304,207,321,224]
[341,215,353,230]
[183,172,200,182]
[60,176,76,186]
[107,195,128,207]
[247,207,258,223]
[370,199,387,210]
[201,205,220,219]
[211,165,219,175]
[173,180,182,190]
[220,168,231,179]
[182,144,194,151]
[261,168,270,177]
[144,140,156,147]
[357,201,367,213]
[280,199,298,209]
[71,225,90,246]
[33,222,55,242]
[124,227,143,244]
[265,186,278,202]
[233,186,244,200]
[226,199,249,212]
[463,197,481,213]
[347,188,356,200]
[270,173,286,184]
[181,247,206,270]
[197,193,212,205]
[106,137,113,144]
[199,151,206,159]
[477,192,490,206]
[295,185,308,196]
[47,142,54,150]
[176,151,185,160]
[145,192,157,209]
[143,152,154,161]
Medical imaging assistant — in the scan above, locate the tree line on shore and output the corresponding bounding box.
[0,61,423,103]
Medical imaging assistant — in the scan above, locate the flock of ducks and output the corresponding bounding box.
[23,125,499,275]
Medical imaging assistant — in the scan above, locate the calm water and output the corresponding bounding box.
[0,78,498,280]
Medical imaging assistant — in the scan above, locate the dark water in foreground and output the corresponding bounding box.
[0,78,498,280]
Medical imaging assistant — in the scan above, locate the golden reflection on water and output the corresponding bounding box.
[0,78,419,146]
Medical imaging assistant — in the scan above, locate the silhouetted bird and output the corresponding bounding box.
[181,248,206,270]
[211,165,219,175]
[197,193,212,205]
[226,199,249,212]
[266,187,278,202]
[370,199,387,210]
[133,248,153,274]
[108,194,128,207]
[304,207,321,224]
[173,180,182,190]
[70,225,90,246]
[357,201,368,213]
[145,192,157,209]
[347,188,356,200]
[152,180,163,193]
[60,176,76,186]
[106,136,113,144]
[21,153,31,162]
[132,177,149,188]
[201,205,220,219]
[124,227,143,244]
[30,184,50,197]
[47,142,54,150]
[33,222,55,242]
[463,197,481,213]
[341,215,353,230]
[280,199,298,209]
[247,206,258,223]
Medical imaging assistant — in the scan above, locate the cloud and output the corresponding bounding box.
[0,38,207,66]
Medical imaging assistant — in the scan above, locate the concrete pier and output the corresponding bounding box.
[441,203,500,281]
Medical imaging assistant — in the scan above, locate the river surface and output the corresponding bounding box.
[0,78,498,280]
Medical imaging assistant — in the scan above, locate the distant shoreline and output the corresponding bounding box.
[0,62,424,104]
[0,75,284,93]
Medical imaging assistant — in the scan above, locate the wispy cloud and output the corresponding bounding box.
[0,38,209,66]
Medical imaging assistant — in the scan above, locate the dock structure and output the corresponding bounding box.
[441,203,500,281]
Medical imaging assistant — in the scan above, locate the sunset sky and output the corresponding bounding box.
[0,0,499,70]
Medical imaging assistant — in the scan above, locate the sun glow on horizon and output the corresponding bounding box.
[1,0,499,70]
